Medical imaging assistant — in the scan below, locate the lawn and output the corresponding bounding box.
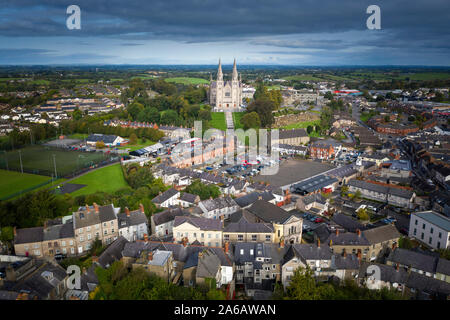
[232,112,245,129]
[0,169,53,200]
[116,138,156,152]
[69,163,128,197]
[281,119,322,137]
[209,112,227,131]
[283,74,323,82]
[165,77,209,85]
[0,145,112,178]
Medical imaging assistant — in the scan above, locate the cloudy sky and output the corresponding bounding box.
[0,0,449,65]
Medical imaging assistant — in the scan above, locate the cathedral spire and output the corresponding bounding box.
[232,58,238,81]
[217,58,223,81]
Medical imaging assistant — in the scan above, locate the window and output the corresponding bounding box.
[430,228,434,234]
[413,228,417,236]
[24,245,29,250]
[201,233,204,238]
[265,235,271,242]
[48,242,52,248]
[422,223,426,230]
[216,242,219,247]
[193,233,197,238]
[216,234,219,239]
[71,247,75,254]
[240,249,244,255]
[103,223,106,227]
[208,233,212,239]
[87,226,91,232]
[238,234,244,241]
[177,232,180,238]
[111,229,114,234]
[79,228,83,233]
[87,234,92,240]
[251,235,257,241]
[62,241,66,247]
[437,242,441,249]
[34,250,40,256]
[439,232,442,239]
[250,249,254,255]
[111,221,114,226]
[224,234,229,241]
[62,248,67,254]
[70,240,74,246]
[415,219,418,225]
[79,236,84,242]
[429,237,432,244]
[278,230,280,237]
[104,230,107,235]
[96,224,99,230]
[421,233,424,240]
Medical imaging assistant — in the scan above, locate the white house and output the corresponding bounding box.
[151,188,180,208]
[409,210,450,250]
[118,205,149,242]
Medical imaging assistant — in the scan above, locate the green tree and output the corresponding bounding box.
[185,179,221,200]
[129,133,138,145]
[247,98,275,128]
[306,125,313,134]
[356,208,370,221]
[96,140,106,149]
[240,112,261,130]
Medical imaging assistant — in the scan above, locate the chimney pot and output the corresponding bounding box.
[317,238,321,248]
[224,241,230,254]
[335,229,339,236]
[356,229,361,237]
[143,234,148,242]
[343,249,347,258]
[93,203,99,213]
[125,207,130,217]
[13,227,17,237]
[148,252,153,261]
[396,263,400,271]
[139,203,145,214]
[280,239,285,248]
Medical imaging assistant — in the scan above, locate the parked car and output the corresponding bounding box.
[314,217,324,223]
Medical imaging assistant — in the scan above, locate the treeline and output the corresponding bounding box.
[0,123,58,150]
[0,89,58,107]
[244,82,283,128]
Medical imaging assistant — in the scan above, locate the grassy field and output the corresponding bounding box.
[0,146,113,177]
[116,138,156,152]
[69,164,128,196]
[0,169,52,199]
[232,112,245,130]
[283,75,324,82]
[209,112,227,131]
[165,77,209,85]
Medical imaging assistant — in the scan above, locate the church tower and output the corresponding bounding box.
[209,58,242,111]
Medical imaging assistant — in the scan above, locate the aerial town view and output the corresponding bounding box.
[0,0,450,309]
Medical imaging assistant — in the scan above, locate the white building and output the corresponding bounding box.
[409,211,450,249]
[118,205,149,242]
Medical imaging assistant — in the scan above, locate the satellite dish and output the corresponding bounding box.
[392,283,398,288]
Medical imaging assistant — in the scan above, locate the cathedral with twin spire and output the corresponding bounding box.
[208,59,243,111]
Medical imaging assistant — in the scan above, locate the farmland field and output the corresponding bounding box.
[0,169,52,200]
[0,145,116,178]
[165,77,209,85]
[69,164,129,196]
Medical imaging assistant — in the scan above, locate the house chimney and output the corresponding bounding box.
[317,238,321,248]
[224,241,229,254]
[392,242,397,251]
[396,263,400,272]
[356,229,361,237]
[258,195,262,200]
[280,239,285,248]
[329,239,333,247]
[125,207,130,217]
[148,251,153,261]
[82,267,87,275]
[335,229,339,236]
[93,202,99,213]
[357,250,362,262]
[92,255,99,264]
[343,249,347,258]
[144,234,148,242]
[139,203,145,214]
[44,221,48,230]
[198,251,203,258]
[182,237,188,247]
[13,227,17,237]
[85,204,90,213]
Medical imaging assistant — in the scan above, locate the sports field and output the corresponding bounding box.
[0,169,52,200]
[69,164,129,196]
[0,145,113,177]
[165,77,209,85]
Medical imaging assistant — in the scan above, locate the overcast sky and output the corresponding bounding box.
[0,0,449,65]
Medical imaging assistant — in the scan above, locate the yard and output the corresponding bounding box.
[281,119,322,137]
[69,163,129,197]
[208,112,227,131]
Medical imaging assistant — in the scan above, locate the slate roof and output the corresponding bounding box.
[234,191,275,208]
[196,249,222,278]
[86,133,118,144]
[290,243,333,261]
[173,216,222,231]
[413,211,450,232]
[332,253,360,270]
[151,207,190,226]
[14,227,44,244]
[387,248,437,274]
[118,209,148,228]
[73,204,118,229]
[246,200,293,224]
[199,196,237,212]
[362,224,401,244]
[96,236,129,268]
[279,128,308,140]
[9,261,67,300]
[223,217,274,233]
[436,258,450,276]
[42,223,75,241]
[179,192,199,204]
[233,242,287,265]
[326,231,370,246]
[151,188,179,204]
[331,213,365,233]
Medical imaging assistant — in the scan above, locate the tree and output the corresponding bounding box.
[247,98,275,128]
[129,133,138,145]
[185,180,221,200]
[306,125,313,134]
[398,236,413,250]
[324,91,333,100]
[160,109,179,125]
[352,190,362,201]
[356,208,370,221]
[96,140,106,149]
[240,112,261,130]
[340,185,349,197]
